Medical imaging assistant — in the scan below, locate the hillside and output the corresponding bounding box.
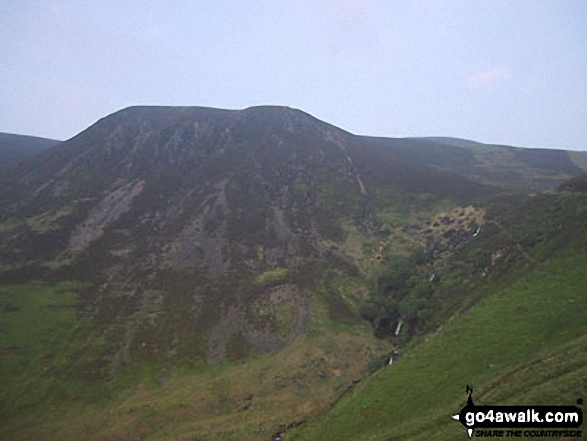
[384,137,587,192]
[289,187,587,440]
[1,106,586,440]
[0,132,60,168]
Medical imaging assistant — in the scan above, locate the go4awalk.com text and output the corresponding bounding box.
[451,386,583,438]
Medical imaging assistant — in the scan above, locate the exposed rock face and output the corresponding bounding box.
[70,179,145,253]
[164,179,229,276]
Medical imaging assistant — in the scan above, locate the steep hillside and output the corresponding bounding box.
[289,188,587,441]
[0,132,60,168]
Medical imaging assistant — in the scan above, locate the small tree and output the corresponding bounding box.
[361,251,434,339]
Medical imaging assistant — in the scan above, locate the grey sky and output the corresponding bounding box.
[1,0,586,150]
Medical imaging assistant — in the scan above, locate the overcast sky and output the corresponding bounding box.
[1,0,586,150]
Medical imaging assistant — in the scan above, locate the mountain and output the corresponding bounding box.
[0,105,494,370]
[0,105,500,286]
[0,132,60,168]
[1,106,586,440]
[3,106,585,283]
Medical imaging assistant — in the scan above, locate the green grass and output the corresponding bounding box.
[0,322,390,441]
[289,247,587,440]
[0,276,391,441]
[0,282,86,413]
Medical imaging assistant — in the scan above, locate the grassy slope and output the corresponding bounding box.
[290,193,587,441]
[0,282,89,411]
[0,281,390,441]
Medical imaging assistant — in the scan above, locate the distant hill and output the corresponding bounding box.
[0,132,60,168]
[388,136,587,192]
